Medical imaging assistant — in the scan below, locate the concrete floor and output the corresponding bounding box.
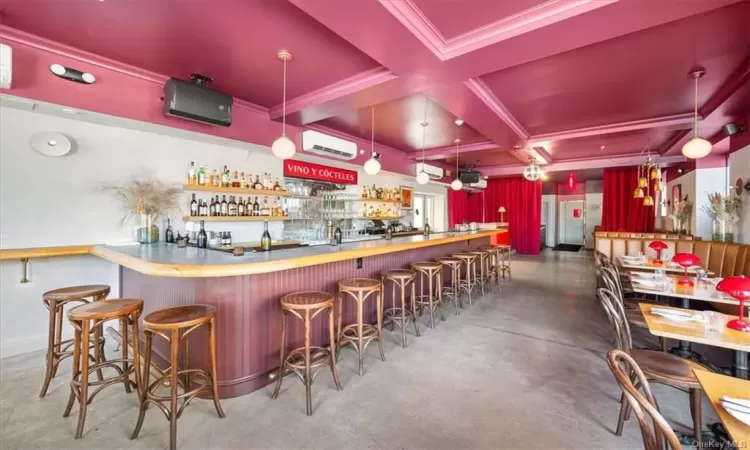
[0,249,720,449]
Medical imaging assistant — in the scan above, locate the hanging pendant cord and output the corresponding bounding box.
[456,141,459,174]
[282,58,287,137]
[372,107,375,157]
[693,75,699,138]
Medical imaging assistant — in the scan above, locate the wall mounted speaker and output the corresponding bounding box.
[723,123,746,136]
[49,64,95,84]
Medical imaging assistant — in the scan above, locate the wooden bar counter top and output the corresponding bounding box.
[102,229,504,398]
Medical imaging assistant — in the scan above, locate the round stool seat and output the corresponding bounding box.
[382,269,416,280]
[144,305,216,330]
[44,285,110,302]
[411,261,441,271]
[281,291,333,310]
[69,298,143,321]
[481,246,503,252]
[469,249,489,255]
[438,257,462,266]
[339,278,380,291]
[453,252,477,260]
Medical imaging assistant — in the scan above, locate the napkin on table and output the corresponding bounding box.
[720,396,750,426]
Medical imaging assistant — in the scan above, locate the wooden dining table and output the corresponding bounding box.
[617,256,713,275]
[694,370,750,447]
[639,303,750,379]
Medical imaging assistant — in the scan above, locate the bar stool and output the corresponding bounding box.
[410,262,445,329]
[272,292,342,416]
[381,269,419,348]
[497,244,512,280]
[469,249,491,297]
[131,305,225,450]
[337,278,385,376]
[452,253,478,306]
[40,285,110,397]
[481,246,503,287]
[438,258,463,315]
[64,298,144,439]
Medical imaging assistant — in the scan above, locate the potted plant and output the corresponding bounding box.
[101,175,181,243]
[668,195,692,234]
[700,192,741,243]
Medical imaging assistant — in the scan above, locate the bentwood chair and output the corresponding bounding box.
[597,288,709,445]
[606,349,683,450]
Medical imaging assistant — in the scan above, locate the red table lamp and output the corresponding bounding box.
[672,253,701,287]
[716,276,750,332]
[648,240,668,264]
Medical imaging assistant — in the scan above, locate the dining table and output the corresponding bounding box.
[694,370,750,447]
[617,256,714,275]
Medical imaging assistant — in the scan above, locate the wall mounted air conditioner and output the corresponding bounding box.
[302,130,357,160]
[0,44,12,89]
[416,162,444,180]
[470,179,488,189]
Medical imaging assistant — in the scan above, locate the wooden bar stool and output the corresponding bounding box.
[272,292,342,416]
[131,305,225,450]
[437,258,463,315]
[381,269,419,348]
[496,244,512,280]
[40,284,110,397]
[481,246,503,287]
[337,278,385,376]
[410,262,445,329]
[469,249,491,297]
[452,253,478,306]
[64,298,143,439]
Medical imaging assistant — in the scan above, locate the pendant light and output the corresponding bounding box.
[523,158,542,181]
[682,68,712,159]
[450,138,463,191]
[271,51,296,160]
[363,107,382,175]
[416,97,430,185]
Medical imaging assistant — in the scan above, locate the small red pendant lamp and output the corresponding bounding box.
[716,276,750,332]
[648,240,668,265]
[672,253,701,287]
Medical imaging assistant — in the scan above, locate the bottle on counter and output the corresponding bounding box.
[385,223,393,240]
[225,231,232,246]
[260,221,272,252]
[165,218,175,243]
[190,193,198,216]
[253,196,260,216]
[220,195,228,216]
[197,220,207,248]
[334,224,343,245]
[424,219,430,236]
[188,161,196,185]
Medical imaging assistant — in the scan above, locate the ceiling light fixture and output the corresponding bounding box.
[416,98,430,185]
[454,118,464,126]
[271,51,296,160]
[522,157,542,182]
[451,138,463,191]
[682,68,712,159]
[363,106,382,175]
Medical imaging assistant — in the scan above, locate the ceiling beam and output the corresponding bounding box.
[481,154,687,177]
[528,113,695,143]
[408,141,496,161]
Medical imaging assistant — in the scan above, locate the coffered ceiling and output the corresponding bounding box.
[1,0,748,179]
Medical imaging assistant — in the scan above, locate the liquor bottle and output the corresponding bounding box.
[262,197,270,216]
[238,197,246,216]
[225,231,232,246]
[197,165,207,185]
[188,161,196,185]
[190,193,198,216]
[197,200,204,216]
[220,195,228,216]
[277,197,284,216]
[334,225,342,244]
[209,196,215,216]
[424,219,430,236]
[240,172,248,189]
[229,196,238,216]
[232,171,240,188]
[272,198,279,217]
[197,220,207,248]
[260,221,272,252]
[253,196,260,216]
[165,218,175,243]
[262,173,270,190]
[273,178,282,191]
[362,186,367,199]
[221,166,230,187]
[219,232,226,246]
[211,169,219,187]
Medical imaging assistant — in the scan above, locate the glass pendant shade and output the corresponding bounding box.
[450,178,463,191]
[638,178,648,188]
[363,156,381,175]
[523,163,542,181]
[416,171,430,185]
[650,168,662,180]
[634,188,644,199]
[682,137,712,159]
[271,135,296,160]
[643,196,654,206]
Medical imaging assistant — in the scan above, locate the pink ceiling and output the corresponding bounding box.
[317,94,488,151]
[542,128,676,161]
[480,2,750,135]
[411,0,547,40]
[0,0,379,107]
[444,148,522,169]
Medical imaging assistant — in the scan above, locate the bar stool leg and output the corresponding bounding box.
[356,294,364,376]
[466,262,473,306]
[93,324,104,382]
[121,317,132,394]
[427,272,436,329]
[376,291,385,361]
[438,272,446,321]
[130,312,143,402]
[131,331,152,440]
[399,281,407,348]
[74,320,91,439]
[327,308,342,391]
[63,322,81,418]
[304,310,312,416]
[208,317,225,417]
[169,329,179,450]
[271,312,287,399]
[336,292,344,353]
[411,282,420,337]
[452,266,461,314]
[40,301,58,398]
[390,281,396,332]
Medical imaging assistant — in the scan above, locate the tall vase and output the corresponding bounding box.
[137,214,160,244]
[672,218,686,234]
[712,219,734,243]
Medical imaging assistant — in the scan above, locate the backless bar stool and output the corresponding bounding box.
[497,244,512,280]
[410,262,445,329]
[272,292,342,416]
[469,249,491,297]
[64,298,144,439]
[437,257,463,315]
[337,278,385,376]
[131,305,225,450]
[381,269,419,348]
[452,253,478,306]
[482,246,503,286]
[40,285,110,397]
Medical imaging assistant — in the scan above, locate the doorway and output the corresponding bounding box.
[413,194,434,230]
[559,200,584,245]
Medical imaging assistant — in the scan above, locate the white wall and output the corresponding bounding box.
[584,193,603,249]
[694,167,729,240]
[729,145,750,243]
[666,171,697,234]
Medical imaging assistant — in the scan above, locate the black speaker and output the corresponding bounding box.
[723,123,746,136]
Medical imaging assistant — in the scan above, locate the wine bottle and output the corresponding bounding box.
[221,166,230,187]
[273,178,281,191]
[165,218,175,243]
[190,193,198,216]
[209,197,216,216]
[238,197,246,216]
[197,165,207,185]
[220,195,228,216]
[334,225,342,244]
[262,197,269,216]
[197,220,207,248]
[252,175,262,190]
[424,219,430,236]
[253,196,260,216]
[260,221,272,252]
[226,231,232,246]
[188,161,196,185]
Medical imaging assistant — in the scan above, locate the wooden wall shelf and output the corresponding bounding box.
[184,184,290,197]
[360,198,401,204]
[183,216,290,222]
[365,216,404,221]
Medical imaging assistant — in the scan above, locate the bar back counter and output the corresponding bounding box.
[93,230,504,398]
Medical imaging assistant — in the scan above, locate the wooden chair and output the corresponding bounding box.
[337,278,385,376]
[606,349,683,450]
[597,288,709,445]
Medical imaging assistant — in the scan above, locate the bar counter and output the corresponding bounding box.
[98,229,504,398]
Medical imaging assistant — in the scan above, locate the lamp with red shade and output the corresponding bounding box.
[716,276,750,332]
[672,253,701,287]
[648,240,668,264]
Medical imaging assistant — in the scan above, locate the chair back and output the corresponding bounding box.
[606,349,683,450]
[597,288,632,353]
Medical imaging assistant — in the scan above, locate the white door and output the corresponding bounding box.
[559,200,584,245]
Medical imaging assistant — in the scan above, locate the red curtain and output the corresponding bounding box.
[448,177,542,254]
[601,167,656,232]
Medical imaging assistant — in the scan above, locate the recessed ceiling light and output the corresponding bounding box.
[50,64,66,76]
[81,72,96,84]
[454,118,464,126]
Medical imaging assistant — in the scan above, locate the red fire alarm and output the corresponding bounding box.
[573,208,581,218]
